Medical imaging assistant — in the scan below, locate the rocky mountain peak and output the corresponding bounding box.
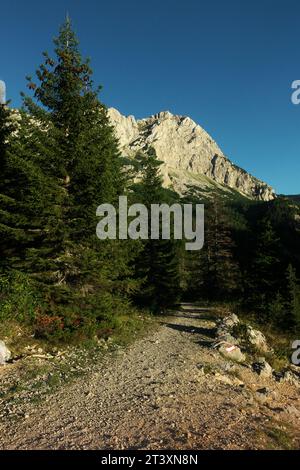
[108,107,275,201]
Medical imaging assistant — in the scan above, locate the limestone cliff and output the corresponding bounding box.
[108,107,275,201]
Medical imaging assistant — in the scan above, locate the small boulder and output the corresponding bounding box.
[282,371,300,387]
[252,357,273,378]
[222,314,239,328]
[215,314,240,345]
[273,368,300,386]
[216,331,239,345]
[0,340,11,365]
[247,326,269,352]
[214,372,244,387]
[214,373,234,385]
[218,344,246,363]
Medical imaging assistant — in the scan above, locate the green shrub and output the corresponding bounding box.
[0,270,42,323]
[30,287,138,342]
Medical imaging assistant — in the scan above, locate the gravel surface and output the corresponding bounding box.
[0,304,299,450]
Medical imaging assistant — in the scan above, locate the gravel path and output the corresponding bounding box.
[0,304,299,450]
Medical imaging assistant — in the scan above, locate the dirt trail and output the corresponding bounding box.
[0,304,299,450]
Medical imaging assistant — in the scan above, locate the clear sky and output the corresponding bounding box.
[1,0,299,194]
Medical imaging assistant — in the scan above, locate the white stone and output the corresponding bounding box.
[218,344,246,363]
[0,340,11,365]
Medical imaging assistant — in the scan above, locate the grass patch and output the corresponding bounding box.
[202,364,216,375]
[264,426,295,450]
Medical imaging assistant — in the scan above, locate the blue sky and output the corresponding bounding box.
[1,0,299,194]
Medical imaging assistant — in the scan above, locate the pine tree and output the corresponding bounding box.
[0,103,12,157]
[181,248,206,300]
[0,104,17,265]
[0,105,64,280]
[179,185,207,300]
[21,17,127,299]
[202,197,240,300]
[0,18,139,336]
[132,148,181,312]
[247,217,281,320]
[286,264,300,332]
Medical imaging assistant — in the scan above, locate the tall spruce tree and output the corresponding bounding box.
[202,197,240,300]
[2,18,140,336]
[21,18,128,300]
[0,104,18,265]
[286,264,300,332]
[0,105,61,275]
[246,217,281,320]
[132,148,181,312]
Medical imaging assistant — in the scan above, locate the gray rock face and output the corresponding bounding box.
[108,107,275,201]
[0,340,11,365]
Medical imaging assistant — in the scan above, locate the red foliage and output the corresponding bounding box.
[34,314,64,337]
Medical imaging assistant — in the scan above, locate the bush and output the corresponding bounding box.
[34,314,65,338]
[268,292,286,328]
[30,288,138,342]
[0,269,142,343]
[0,270,42,323]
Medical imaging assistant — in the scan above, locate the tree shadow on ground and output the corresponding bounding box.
[177,307,215,313]
[170,312,216,321]
[167,305,218,320]
[163,322,216,338]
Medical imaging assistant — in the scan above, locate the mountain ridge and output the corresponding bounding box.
[108,107,275,201]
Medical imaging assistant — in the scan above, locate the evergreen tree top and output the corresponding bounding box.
[22,17,102,125]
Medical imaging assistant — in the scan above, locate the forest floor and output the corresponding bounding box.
[0,304,299,450]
